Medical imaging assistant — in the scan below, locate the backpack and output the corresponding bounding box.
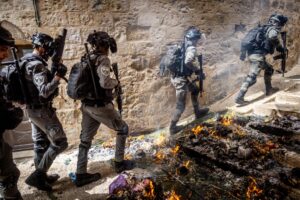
[0,60,28,104]
[240,25,269,54]
[159,44,183,77]
[67,59,94,100]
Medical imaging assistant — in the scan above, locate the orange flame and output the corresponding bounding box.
[221,116,233,126]
[253,140,277,155]
[155,151,165,161]
[168,190,181,200]
[171,145,180,156]
[246,177,263,199]
[209,130,221,139]
[192,125,204,136]
[144,180,155,198]
[183,160,191,168]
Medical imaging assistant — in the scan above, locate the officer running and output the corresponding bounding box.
[0,24,24,199]
[170,26,209,135]
[73,31,133,187]
[235,14,288,104]
[23,33,68,191]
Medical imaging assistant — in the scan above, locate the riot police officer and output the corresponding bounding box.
[73,31,133,187]
[236,14,288,104]
[23,33,68,191]
[170,27,209,134]
[0,24,23,200]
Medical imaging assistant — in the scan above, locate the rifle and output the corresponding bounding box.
[273,31,288,77]
[180,40,186,74]
[197,54,204,97]
[0,61,17,66]
[11,47,30,104]
[84,43,99,100]
[112,63,123,116]
[52,28,68,82]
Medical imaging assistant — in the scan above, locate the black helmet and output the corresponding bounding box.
[269,14,288,27]
[87,31,117,53]
[32,33,55,57]
[185,26,202,40]
[0,25,15,46]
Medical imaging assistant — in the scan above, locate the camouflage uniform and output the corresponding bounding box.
[23,53,68,172]
[76,54,128,174]
[236,26,284,102]
[171,44,205,124]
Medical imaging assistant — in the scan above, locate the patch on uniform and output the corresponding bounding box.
[34,76,45,86]
[101,67,110,76]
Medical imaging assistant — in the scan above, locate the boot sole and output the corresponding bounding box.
[25,179,52,192]
[74,174,101,187]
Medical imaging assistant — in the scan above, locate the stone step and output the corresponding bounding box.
[275,92,300,105]
[253,102,300,117]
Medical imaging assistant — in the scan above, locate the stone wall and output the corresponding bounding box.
[1,0,299,144]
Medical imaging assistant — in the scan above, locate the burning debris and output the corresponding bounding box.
[165,113,300,199]
[106,113,299,199]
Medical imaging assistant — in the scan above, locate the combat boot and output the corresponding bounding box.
[235,90,248,105]
[114,160,136,173]
[46,174,60,184]
[169,121,184,135]
[266,87,279,96]
[73,173,101,187]
[25,169,52,191]
[195,107,209,119]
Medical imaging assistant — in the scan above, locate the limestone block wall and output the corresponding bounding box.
[1,0,299,144]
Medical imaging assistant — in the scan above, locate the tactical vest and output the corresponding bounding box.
[81,53,113,105]
[22,54,58,105]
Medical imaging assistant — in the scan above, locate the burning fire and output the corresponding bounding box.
[171,145,180,156]
[208,130,220,139]
[221,116,233,126]
[155,134,166,146]
[246,177,263,199]
[192,125,204,136]
[144,180,156,198]
[155,151,165,161]
[167,190,181,200]
[183,160,191,168]
[253,140,277,155]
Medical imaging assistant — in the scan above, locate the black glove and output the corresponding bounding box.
[240,51,246,61]
[5,106,23,130]
[277,46,288,54]
[56,63,67,78]
[51,63,58,76]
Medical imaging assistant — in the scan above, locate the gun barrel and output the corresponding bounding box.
[0,61,15,66]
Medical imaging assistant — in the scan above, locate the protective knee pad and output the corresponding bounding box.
[245,73,257,87]
[117,124,129,136]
